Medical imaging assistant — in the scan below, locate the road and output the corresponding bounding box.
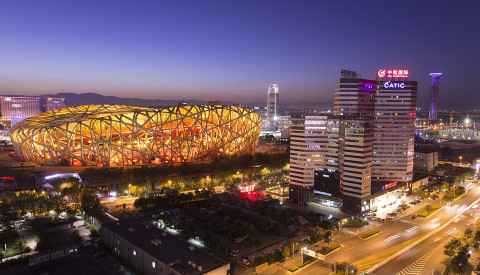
[376,198,479,274]
[322,184,480,274]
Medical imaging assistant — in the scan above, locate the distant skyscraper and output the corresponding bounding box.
[0,96,40,121]
[429,73,443,121]
[46,97,66,111]
[266,84,279,129]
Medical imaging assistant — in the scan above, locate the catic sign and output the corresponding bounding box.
[377,69,409,78]
[383,81,406,89]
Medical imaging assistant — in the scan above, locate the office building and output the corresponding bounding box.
[0,96,40,121]
[338,117,373,213]
[289,69,417,214]
[102,218,230,275]
[334,72,375,117]
[266,84,279,130]
[373,71,417,183]
[289,115,338,203]
[414,148,438,172]
[428,73,442,121]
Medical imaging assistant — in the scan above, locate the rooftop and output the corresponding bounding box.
[103,218,229,274]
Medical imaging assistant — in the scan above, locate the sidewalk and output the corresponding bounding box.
[282,200,350,219]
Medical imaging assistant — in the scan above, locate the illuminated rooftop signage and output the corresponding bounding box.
[240,183,255,193]
[383,81,406,89]
[377,69,409,78]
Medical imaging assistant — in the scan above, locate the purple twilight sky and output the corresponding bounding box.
[0,0,479,108]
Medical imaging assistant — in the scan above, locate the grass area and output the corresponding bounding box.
[320,244,341,255]
[2,246,31,258]
[342,219,369,228]
[417,204,441,217]
[288,257,316,272]
[361,229,380,239]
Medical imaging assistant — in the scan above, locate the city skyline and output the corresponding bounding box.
[1,1,479,108]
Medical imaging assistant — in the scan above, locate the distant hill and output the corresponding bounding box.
[4,92,332,109]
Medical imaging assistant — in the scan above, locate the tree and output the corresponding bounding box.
[444,238,462,257]
[70,230,83,244]
[449,246,470,274]
[89,226,101,244]
[332,262,357,274]
[464,228,473,241]
[273,221,280,236]
[324,231,332,245]
[441,183,450,192]
[281,245,291,259]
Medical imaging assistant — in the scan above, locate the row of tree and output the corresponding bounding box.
[443,226,477,274]
[79,152,289,183]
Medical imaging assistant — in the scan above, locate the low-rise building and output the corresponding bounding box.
[414,148,439,172]
[102,218,230,275]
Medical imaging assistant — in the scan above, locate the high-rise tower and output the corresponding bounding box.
[429,73,442,121]
[374,70,417,183]
[266,84,279,130]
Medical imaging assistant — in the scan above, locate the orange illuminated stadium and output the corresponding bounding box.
[10,104,262,166]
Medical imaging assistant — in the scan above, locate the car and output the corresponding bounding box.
[411,215,417,219]
[234,237,244,243]
[230,250,240,257]
[243,258,250,266]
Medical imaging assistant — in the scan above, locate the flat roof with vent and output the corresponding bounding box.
[103,218,229,274]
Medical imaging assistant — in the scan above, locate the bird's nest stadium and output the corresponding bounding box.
[10,104,262,166]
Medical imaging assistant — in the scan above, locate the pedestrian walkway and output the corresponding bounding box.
[282,200,350,219]
[395,244,442,275]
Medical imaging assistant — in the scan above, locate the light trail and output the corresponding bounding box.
[405,226,419,233]
[384,234,401,242]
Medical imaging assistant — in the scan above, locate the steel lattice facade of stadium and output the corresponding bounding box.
[10,105,262,166]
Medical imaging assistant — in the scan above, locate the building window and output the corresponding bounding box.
[133,250,136,256]
[152,262,156,268]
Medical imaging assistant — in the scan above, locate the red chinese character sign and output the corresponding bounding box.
[377,69,409,78]
[240,183,256,193]
[382,181,397,190]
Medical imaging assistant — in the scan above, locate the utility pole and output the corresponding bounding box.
[334,261,336,274]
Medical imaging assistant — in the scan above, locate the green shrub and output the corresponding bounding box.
[342,219,369,228]
[320,244,341,255]
[418,204,441,217]
[361,229,380,239]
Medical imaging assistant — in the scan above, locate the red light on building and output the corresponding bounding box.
[382,181,397,190]
[240,184,255,193]
[0,176,15,180]
[377,69,409,78]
